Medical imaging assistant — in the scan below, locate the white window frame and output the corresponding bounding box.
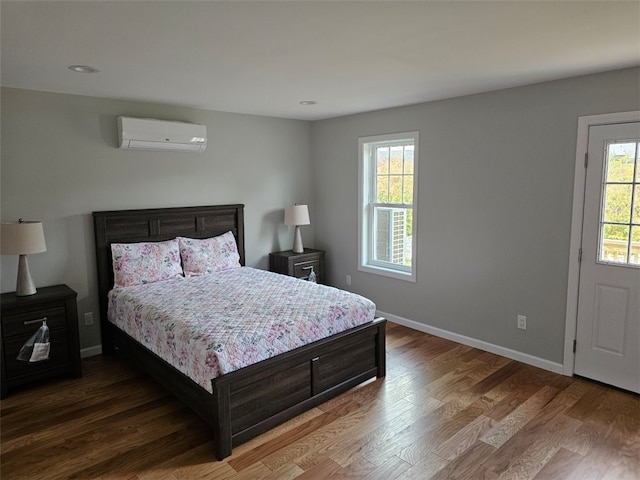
[358,131,419,282]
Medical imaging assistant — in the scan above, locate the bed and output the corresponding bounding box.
[93,204,386,460]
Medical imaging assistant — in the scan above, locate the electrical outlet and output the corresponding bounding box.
[84,312,94,326]
[346,274,352,286]
[517,315,526,330]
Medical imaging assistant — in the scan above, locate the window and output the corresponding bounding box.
[598,140,640,267]
[359,132,418,281]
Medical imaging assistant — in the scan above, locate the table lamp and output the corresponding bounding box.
[1,219,47,296]
[284,205,310,253]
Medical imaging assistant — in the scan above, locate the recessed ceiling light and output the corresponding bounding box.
[299,100,318,106]
[68,65,100,73]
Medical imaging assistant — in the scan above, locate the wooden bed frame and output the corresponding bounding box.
[92,204,386,460]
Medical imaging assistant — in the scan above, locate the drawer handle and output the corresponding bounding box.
[23,317,47,326]
[295,260,316,266]
[301,266,315,270]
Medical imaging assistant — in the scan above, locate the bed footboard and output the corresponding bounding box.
[211,317,386,459]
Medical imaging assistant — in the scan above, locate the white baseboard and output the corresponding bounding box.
[80,345,102,358]
[379,310,565,375]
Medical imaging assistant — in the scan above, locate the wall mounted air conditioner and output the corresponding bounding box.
[117,116,207,152]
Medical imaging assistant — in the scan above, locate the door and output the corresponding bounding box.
[574,121,640,393]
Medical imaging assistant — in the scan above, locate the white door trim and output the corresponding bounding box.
[564,110,640,376]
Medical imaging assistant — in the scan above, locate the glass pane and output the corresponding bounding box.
[376,147,389,174]
[390,146,403,174]
[636,143,640,182]
[405,207,414,239]
[403,147,414,174]
[631,226,640,265]
[403,176,414,204]
[603,184,632,223]
[376,176,389,202]
[389,175,403,203]
[374,208,391,263]
[600,224,629,264]
[634,185,640,224]
[606,142,636,182]
[373,207,412,267]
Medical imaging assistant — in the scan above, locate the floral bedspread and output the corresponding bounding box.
[108,267,376,392]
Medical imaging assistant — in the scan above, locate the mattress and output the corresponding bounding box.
[108,267,376,392]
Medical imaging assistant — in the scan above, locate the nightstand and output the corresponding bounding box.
[1,284,81,398]
[269,248,325,284]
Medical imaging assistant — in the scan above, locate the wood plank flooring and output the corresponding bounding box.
[1,322,638,479]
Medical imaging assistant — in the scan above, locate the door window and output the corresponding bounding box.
[598,141,640,266]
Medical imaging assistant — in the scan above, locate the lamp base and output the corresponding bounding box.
[292,226,304,254]
[16,254,37,296]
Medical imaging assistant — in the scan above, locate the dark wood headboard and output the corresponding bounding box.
[92,204,245,351]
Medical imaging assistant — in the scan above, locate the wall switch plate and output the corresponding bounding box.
[517,315,526,330]
[84,312,94,326]
[346,274,352,286]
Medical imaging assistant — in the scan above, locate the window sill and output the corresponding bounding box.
[358,264,416,283]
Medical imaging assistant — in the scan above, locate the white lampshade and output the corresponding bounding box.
[284,205,310,254]
[284,205,310,226]
[1,220,47,296]
[1,221,47,255]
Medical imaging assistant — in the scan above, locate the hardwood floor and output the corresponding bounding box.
[1,322,638,479]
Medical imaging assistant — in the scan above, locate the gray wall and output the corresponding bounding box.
[310,67,640,364]
[1,87,312,350]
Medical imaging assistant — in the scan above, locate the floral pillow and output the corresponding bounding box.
[178,231,241,276]
[111,239,183,288]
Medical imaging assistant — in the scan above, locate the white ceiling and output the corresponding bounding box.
[2,1,639,121]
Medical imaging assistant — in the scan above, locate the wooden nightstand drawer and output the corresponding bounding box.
[293,259,321,280]
[1,306,67,337]
[2,330,70,378]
